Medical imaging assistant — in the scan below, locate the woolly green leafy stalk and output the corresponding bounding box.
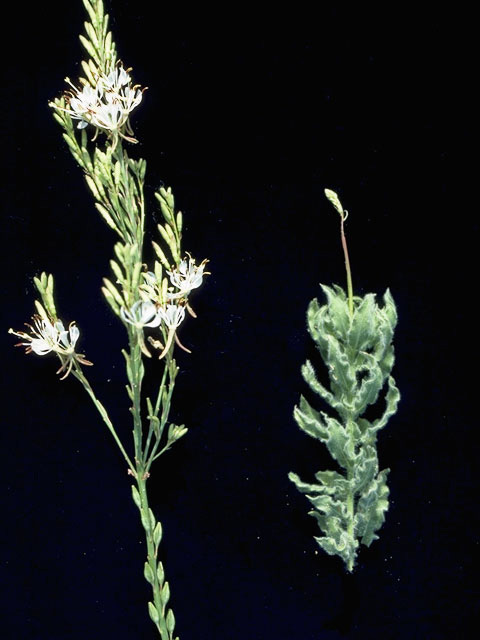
[10,1,207,637]
[289,190,400,572]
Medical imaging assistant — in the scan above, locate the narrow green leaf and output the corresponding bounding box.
[34,300,49,323]
[146,396,154,418]
[84,174,101,200]
[157,561,165,585]
[102,287,120,315]
[158,224,172,246]
[102,278,124,306]
[131,261,142,290]
[161,581,170,607]
[95,203,117,231]
[152,241,171,269]
[79,34,97,59]
[159,186,175,209]
[97,0,105,22]
[161,200,174,224]
[140,509,150,532]
[62,132,80,155]
[148,601,160,625]
[114,242,125,263]
[148,508,156,531]
[166,609,175,634]
[88,57,99,78]
[81,59,97,86]
[84,20,100,50]
[33,276,43,294]
[53,112,65,127]
[82,0,97,25]
[153,522,163,548]
[109,259,124,284]
[131,485,141,510]
[144,562,154,585]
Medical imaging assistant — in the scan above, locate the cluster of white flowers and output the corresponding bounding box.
[120,300,186,331]
[166,255,207,299]
[9,316,92,379]
[121,255,208,358]
[59,65,143,140]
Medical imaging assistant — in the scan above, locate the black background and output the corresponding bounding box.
[1,2,475,639]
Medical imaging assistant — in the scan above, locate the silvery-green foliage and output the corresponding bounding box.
[289,284,400,571]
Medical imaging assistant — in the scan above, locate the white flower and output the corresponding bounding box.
[92,99,126,131]
[65,82,103,129]
[55,66,143,141]
[102,67,131,91]
[59,322,80,352]
[121,300,162,329]
[28,317,62,354]
[148,304,188,360]
[118,84,143,113]
[158,304,186,329]
[167,256,207,298]
[10,316,73,355]
[9,316,91,379]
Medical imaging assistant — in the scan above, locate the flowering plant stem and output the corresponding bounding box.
[10,1,208,636]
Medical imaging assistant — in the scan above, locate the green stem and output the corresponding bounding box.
[340,212,354,317]
[145,354,177,472]
[129,334,144,459]
[345,412,356,573]
[72,363,136,475]
[143,364,169,466]
[137,471,172,640]
[346,468,355,573]
[148,444,172,468]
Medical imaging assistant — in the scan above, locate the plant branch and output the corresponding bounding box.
[72,362,136,475]
[340,212,354,317]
